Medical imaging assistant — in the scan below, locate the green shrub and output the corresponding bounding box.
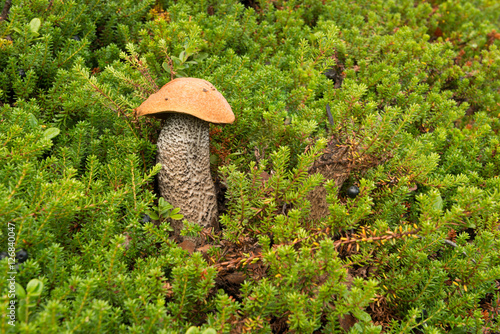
[1,0,499,333]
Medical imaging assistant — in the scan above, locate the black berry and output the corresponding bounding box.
[142,213,152,223]
[18,69,26,79]
[346,185,360,199]
[0,252,7,261]
[16,249,28,263]
[72,35,81,41]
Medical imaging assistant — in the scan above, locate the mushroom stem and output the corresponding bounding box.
[156,113,218,240]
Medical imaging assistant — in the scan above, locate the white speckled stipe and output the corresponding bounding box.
[156,113,218,239]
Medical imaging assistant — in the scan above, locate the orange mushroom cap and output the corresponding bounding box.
[135,77,234,124]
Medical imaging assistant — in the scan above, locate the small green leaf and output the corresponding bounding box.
[170,214,184,220]
[28,113,38,128]
[185,327,200,334]
[17,302,27,321]
[194,53,208,61]
[29,18,41,34]
[43,127,60,140]
[172,57,181,66]
[26,279,44,296]
[158,198,173,213]
[179,50,187,63]
[432,194,443,211]
[210,154,219,165]
[353,310,371,323]
[146,210,159,221]
[202,329,217,334]
[16,283,26,299]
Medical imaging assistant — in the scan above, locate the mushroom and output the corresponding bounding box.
[136,78,234,241]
